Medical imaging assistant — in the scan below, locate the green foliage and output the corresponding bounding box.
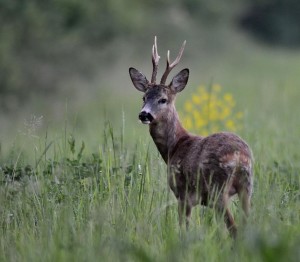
[0,0,150,109]
[1,0,300,112]
[0,0,237,110]
[1,164,34,181]
[240,0,300,47]
[1,0,299,111]
[1,114,300,261]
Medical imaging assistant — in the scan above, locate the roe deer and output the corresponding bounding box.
[129,37,253,238]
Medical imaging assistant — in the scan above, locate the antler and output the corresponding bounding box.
[160,40,186,85]
[151,36,160,83]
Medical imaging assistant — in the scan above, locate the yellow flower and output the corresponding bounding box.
[225,120,236,131]
[195,116,207,128]
[209,110,219,121]
[183,116,193,130]
[192,95,201,104]
[181,84,243,135]
[198,86,206,93]
[202,130,209,137]
[184,101,193,112]
[212,84,221,93]
[220,107,231,120]
[224,93,235,107]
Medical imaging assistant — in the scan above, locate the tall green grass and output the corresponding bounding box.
[1,104,300,262]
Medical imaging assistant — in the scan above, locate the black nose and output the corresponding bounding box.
[139,111,154,122]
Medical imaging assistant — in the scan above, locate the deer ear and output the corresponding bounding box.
[129,67,149,92]
[169,68,189,93]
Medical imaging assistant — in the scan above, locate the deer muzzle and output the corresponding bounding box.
[139,111,154,124]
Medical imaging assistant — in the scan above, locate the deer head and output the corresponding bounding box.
[129,36,189,124]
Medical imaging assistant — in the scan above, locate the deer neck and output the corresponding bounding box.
[149,106,188,164]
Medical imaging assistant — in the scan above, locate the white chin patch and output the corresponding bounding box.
[140,120,151,125]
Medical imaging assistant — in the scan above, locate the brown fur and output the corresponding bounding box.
[129,38,253,238]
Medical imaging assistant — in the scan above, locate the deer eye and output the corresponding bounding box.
[159,98,167,104]
[142,97,145,102]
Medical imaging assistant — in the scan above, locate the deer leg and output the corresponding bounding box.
[224,207,237,239]
[178,200,192,230]
[237,170,253,226]
[215,178,238,238]
[215,191,237,238]
[238,188,251,226]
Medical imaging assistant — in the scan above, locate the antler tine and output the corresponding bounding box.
[160,40,186,85]
[151,36,160,84]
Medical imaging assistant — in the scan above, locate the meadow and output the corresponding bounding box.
[1,28,300,261]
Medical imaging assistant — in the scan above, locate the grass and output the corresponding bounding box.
[1,28,300,261]
[1,98,300,261]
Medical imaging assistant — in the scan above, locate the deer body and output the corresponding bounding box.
[129,37,253,238]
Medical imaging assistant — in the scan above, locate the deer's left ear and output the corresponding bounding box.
[169,68,189,93]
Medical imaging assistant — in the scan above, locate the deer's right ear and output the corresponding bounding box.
[129,67,149,92]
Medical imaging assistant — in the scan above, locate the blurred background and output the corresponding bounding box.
[1,0,300,156]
